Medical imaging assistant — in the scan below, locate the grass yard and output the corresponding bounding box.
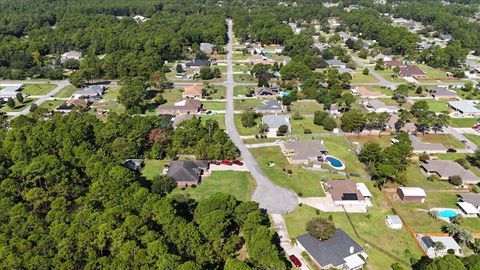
[321,136,367,175]
[369,85,394,95]
[290,101,324,115]
[285,201,423,270]
[232,53,251,61]
[425,100,449,113]
[375,69,407,83]
[419,134,464,149]
[250,146,330,197]
[234,114,260,136]
[233,74,256,83]
[449,117,478,128]
[160,88,183,102]
[102,86,121,100]
[418,64,448,79]
[233,64,251,72]
[142,159,169,180]
[203,101,226,111]
[234,98,263,111]
[199,114,225,129]
[207,85,226,99]
[290,117,326,134]
[379,98,411,110]
[91,100,126,114]
[243,137,278,144]
[351,72,379,83]
[38,100,65,111]
[53,85,78,98]
[432,153,480,178]
[172,171,256,202]
[0,98,36,112]
[464,134,480,147]
[401,163,453,191]
[234,86,254,96]
[346,135,393,148]
[22,84,56,96]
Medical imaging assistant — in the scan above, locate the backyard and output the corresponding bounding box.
[290,117,326,134]
[351,72,379,84]
[449,117,477,128]
[290,100,323,115]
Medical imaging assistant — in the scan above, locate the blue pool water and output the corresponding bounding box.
[326,156,344,168]
[438,209,458,219]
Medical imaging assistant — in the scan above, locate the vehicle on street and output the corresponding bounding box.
[289,255,302,268]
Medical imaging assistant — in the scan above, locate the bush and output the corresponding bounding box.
[449,175,463,186]
[278,124,289,134]
[322,117,337,131]
[304,128,312,134]
[241,111,258,128]
[306,217,335,240]
[314,111,329,125]
[455,158,469,169]
[472,185,480,193]
[427,175,440,182]
[362,68,369,75]
[418,153,430,163]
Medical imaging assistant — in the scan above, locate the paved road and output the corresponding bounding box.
[224,19,298,214]
[10,80,71,119]
[445,126,478,151]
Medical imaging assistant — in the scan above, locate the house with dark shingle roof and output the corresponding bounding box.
[297,229,367,270]
[166,160,210,187]
[399,66,426,78]
[420,159,480,184]
[254,99,283,114]
[428,86,457,100]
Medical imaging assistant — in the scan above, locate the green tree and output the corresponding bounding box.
[306,217,335,240]
[118,79,146,114]
[6,98,15,109]
[340,109,366,133]
[151,175,177,195]
[362,68,369,75]
[241,111,257,128]
[16,92,24,103]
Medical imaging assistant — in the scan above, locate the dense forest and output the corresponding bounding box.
[0,112,286,269]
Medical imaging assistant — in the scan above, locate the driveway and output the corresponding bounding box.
[445,126,478,151]
[224,19,297,214]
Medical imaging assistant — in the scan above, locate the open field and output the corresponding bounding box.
[22,84,56,95]
[290,117,326,134]
[172,171,256,202]
[351,72,379,83]
[203,101,226,111]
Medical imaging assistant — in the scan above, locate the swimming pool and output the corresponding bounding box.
[325,155,345,170]
[438,209,458,219]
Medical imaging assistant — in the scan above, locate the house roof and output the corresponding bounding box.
[62,50,82,58]
[366,99,398,111]
[421,236,461,251]
[386,215,402,225]
[458,202,479,214]
[326,59,346,67]
[327,180,364,202]
[262,115,290,129]
[385,60,404,67]
[448,101,480,114]
[297,229,364,267]
[166,160,209,183]
[283,140,328,161]
[421,160,479,183]
[428,86,457,97]
[186,59,210,67]
[398,187,426,197]
[255,86,279,96]
[459,193,480,208]
[172,114,195,128]
[399,66,425,76]
[184,85,203,97]
[356,183,372,197]
[255,99,283,112]
[200,43,214,53]
[409,135,446,151]
[157,99,202,113]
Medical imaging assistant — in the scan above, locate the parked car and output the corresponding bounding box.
[210,160,220,165]
[232,160,243,166]
[289,255,302,268]
[221,160,233,166]
[447,148,457,153]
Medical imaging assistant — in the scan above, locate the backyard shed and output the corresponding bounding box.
[397,187,426,203]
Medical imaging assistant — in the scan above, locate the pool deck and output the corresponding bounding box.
[430,208,462,223]
[325,155,346,170]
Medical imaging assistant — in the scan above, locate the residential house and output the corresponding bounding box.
[261,115,291,137]
[329,103,340,117]
[54,104,75,113]
[165,160,210,187]
[296,229,367,270]
[313,42,329,51]
[255,86,280,98]
[247,44,264,55]
[409,135,447,153]
[248,54,273,65]
[326,59,347,69]
[67,98,90,108]
[183,85,203,99]
[61,51,82,63]
[459,193,480,212]
[325,180,372,208]
[417,41,433,52]
[428,86,457,100]
[157,99,203,115]
[417,234,462,258]
[0,84,23,99]
[172,114,195,129]
[420,159,480,184]
[374,54,393,62]
[337,67,355,76]
[122,159,144,171]
[399,66,426,78]
[337,31,352,42]
[457,202,479,217]
[364,99,398,113]
[72,85,105,99]
[385,60,405,68]
[274,46,284,54]
[281,140,328,164]
[397,187,426,203]
[385,215,403,229]
[133,15,149,23]
[448,100,480,117]
[185,59,211,68]
[200,43,214,54]
[439,34,453,42]
[254,99,283,114]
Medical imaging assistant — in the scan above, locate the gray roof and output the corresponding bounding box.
[283,140,328,162]
[421,160,480,183]
[459,193,480,208]
[326,59,346,67]
[429,86,457,97]
[449,101,480,114]
[255,99,283,112]
[167,160,209,183]
[262,115,290,129]
[255,87,279,96]
[386,215,402,225]
[409,135,446,151]
[366,99,398,111]
[123,159,144,171]
[297,229,363,267]
[186,59,210,67]
[200,43,214,54]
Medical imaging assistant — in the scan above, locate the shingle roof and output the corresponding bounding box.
[459,193,480,208]
[327,180,364,202]
[167,160,209,183]
[262,115,290,129]
[184,85,203,97]
[255,99,283,112]
[448,101,480,114]
[326,59,346,67]
[428,86,457,97]
[421,160,480,183]
[282,140,328,162]
[297,229,363,267]
[399,66,425,76]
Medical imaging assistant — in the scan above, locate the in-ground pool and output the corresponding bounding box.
[438,209,458,219]
[325,155,345,170]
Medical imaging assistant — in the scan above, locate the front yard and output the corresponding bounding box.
[419,134,464,149]
[425,99,449,113]
[22,84,56,96]
[290,100,324,115]
[234,98,263,111]
[351,72,379,83]
[203,101,226,111]
[449,117,478,128]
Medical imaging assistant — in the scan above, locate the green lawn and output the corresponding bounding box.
[250,146,333,197]
[234,86,254,96]
[290,117,326,134]
[53,85,78,98]
[0,98,36,112]
[375,69,407,83]
[233,74,256,83]
[290,101,324,115]
[172,171,256,202]
[351,72,379,83]
[464,134,480,147]
[321,136,367,175]
[425,100,449,113]
[199,114,225,129]
[233,64,251,72]
[449,117,478,128]
[160,88,183,102]
[142,159,169,180]
[206,85,226,99]
[22,84,56,95]
[102,86,121,100]
[234,114,260,136]
[243,137,278,144]
[369,85,394,95]
[418,64,448,79]
[232,53,251,61]
[346,135,393,148]
[203,101,226,111]
[401,163,453,191]
[234,98,263,111]
[419,134,464,149]
[38,100,65,111]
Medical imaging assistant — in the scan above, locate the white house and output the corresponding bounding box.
[61,51,82,63]
[457,202,479,217]
[417,234,462,258]
[261,115,291,137]
[385,215,403,229]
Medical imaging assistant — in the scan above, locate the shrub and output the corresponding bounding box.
[418,152,430,163]
[427,175,440,182]
[278,124,289,134]
[314,111,329,125]
[306,217,335,240]
[472,185,480,193]
[449,175,463,186]
[304,128,312,134]
[286,169,293,175]
[362,68,369,75]
[322,117,337,131]
[455,158,469,169]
